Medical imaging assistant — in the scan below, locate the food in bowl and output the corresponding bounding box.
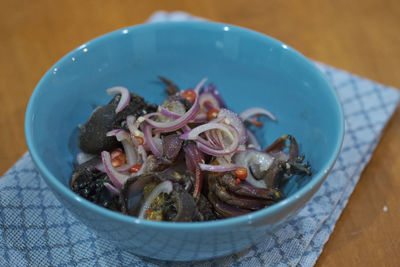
[26,21,344,260]
[70,76,311,222]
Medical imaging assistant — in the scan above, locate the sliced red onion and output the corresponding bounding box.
[138,180,173,219]
[107,86,130,113]
[197,128,239,156]
[182,124,191,133]
[246,129,261,150]
[159,107,206,124]
[181,122,239,156]
[107,129,139,165]
[127,115,144,141]
[122,139,138,165]
[127,115,138,135]
[96,162,131,173]
[137,145,147,162]
[135,156,148,176]
[197,140,239,156]
[104,182,120,196]
[192,113,207,123]
[143,123,162,157]
[116,163,132,172]
[106,129,124,137]
[218,109,247,145]
[237,145,247,152]
[193,77,208,94]
[239,107,277,122]
[199,163,238,172]
[101,151,130,189]
[116,131,139,165]
[216,129,225,149]
[106,129,130,142]
[144,97,199,132]
[180,122,235,141]
[159,107,180,119]
[196,135,215,148]
[184,143,204,198]
[206,129,223,148]
[142,78,205,132]
[76,152,94,165]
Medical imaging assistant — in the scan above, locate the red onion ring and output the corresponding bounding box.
[96,162,132,173]
[246,129,261,150]
[180,122,235,141]
[193,77,208,94]
[218,109,248,145]
[126,115,138,136]
[106,86,130,113]
[159,107,180,119]
[144,102,199,132]
[106,129,124,137]
[239,107,277,122]
[159,107,206,124]
[197,140,239,156]
[101,151,130,189]
[137,145,147,162]
[121,139,138,165]
[206,129,223,148]
[181,122,240,156]
[107,129,139,165]
[143,123,163,157]
[199,163,238,172]
[142,78,206,132]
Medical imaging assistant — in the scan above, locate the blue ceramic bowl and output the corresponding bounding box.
[25,21,344,261]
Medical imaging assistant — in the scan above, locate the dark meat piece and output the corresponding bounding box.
[120,173,158,217]
[209,176,268,211]
[112,93,157,129]
[196,194,217,221]
[78,104,119,154]
[208,191,251,218]
[70,158,120,211]
[143,155,174,173]
[70,156,101,186]
[166,191,199,222]
[141,135,184,174]
[218,172,284,202]
[78,93,156,154]
[162,134,183,162]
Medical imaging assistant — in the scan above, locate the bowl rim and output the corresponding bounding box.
[25,20,344,230]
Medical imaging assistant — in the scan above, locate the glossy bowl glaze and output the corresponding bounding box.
[25,21,344,261]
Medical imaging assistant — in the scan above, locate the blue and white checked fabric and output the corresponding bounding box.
[1,12,399,267]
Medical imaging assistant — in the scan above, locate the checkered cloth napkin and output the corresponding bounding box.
[1,11,399,267]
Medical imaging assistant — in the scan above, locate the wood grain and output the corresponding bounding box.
[0,0,399,266]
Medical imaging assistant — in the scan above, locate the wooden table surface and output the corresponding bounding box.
[1,0,399,266]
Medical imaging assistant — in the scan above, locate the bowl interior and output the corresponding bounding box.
[26,22,343,217]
